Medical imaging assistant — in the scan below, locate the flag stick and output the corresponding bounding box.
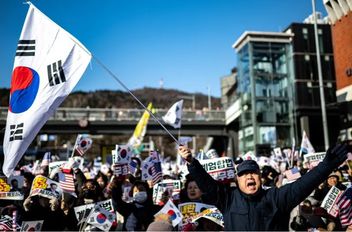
[290,138,295,168]
[178,128,181,143]
[70,135,80,158]
[92,56,180,145]
[66,36,180,145]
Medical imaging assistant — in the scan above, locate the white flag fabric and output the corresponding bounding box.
[162,100,183,129]
[155,199,183,227]
[74,135,93,156]
[87,205,116,231]
[2,3,91,177]
[299,130,315,156]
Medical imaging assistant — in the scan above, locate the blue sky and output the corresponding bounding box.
[0,0,326,97]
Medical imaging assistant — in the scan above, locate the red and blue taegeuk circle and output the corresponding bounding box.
[9,66,39,113]
[167,209,177,220]
[120,149,127,158]
[80,139,87,148]
[96,213,107,224]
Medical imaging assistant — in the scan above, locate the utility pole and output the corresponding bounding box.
[312,0,329,150]
[207,86,212,110]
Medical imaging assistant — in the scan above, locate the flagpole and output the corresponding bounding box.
[178,128,181,143]
[290,138,295,168]
[312,0,329,150]
[91,56,180,145]
[70,135,80,158]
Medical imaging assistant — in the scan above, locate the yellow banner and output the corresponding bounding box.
[129,103,153,148]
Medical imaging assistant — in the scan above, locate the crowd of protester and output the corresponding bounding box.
[0,143,351,231]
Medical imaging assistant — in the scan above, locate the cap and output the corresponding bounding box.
[236,160,260,176]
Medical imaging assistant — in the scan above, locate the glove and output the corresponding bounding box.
[323,143,348,168]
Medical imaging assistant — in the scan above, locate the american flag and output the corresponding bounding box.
[58,172,75,193]
[336,187,352,227]
[0,215,13,231]
[151,162,162,185]
[284,167,301,181]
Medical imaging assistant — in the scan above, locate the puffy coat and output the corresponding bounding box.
[187,159,336,231]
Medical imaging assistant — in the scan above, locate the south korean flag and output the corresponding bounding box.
[2,3,91,177]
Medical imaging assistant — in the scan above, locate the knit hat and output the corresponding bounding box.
[146,221,173,231]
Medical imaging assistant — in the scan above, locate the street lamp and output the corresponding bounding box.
[312,0,330,150]
[207,86,212,110]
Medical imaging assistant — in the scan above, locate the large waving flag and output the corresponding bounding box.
[128,102,152,149]
[162,100,183,129]
[299,130,315,156]
[2,3,91,177]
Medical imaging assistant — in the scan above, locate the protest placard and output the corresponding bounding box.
[152,180,181,204]
[303,152,326,169]
[192,207,224,227]
[199,157,235,183]
[320,186,342,217]
[29,175,62,199]
[178,202,215,226]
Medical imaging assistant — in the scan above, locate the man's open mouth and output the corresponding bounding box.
[247,181,256,187]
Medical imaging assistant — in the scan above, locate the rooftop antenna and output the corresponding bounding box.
[159,78,164,89]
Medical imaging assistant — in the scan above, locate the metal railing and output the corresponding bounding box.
[0,107,225,122]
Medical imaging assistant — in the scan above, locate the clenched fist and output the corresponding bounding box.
[178,145,193,163]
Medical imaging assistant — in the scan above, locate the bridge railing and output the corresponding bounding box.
[0,107,225,122]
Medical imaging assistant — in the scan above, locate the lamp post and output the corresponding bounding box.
[207,86,212,110]
[312,0,329,150]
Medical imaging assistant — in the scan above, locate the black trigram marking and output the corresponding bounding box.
[47,60,66,86]
[16,40,35,56]
[9,123,24,141]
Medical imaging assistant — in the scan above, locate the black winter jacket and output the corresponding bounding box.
[187,159,336,231]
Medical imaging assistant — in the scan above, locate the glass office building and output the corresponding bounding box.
[233,32,295,154]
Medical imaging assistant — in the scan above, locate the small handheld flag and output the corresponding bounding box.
[162,100,183,129]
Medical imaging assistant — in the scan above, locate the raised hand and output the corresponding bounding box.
[178,145,193,163]
[323,143,348,168]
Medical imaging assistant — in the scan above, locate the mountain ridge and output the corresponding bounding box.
[0,87,221,109]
